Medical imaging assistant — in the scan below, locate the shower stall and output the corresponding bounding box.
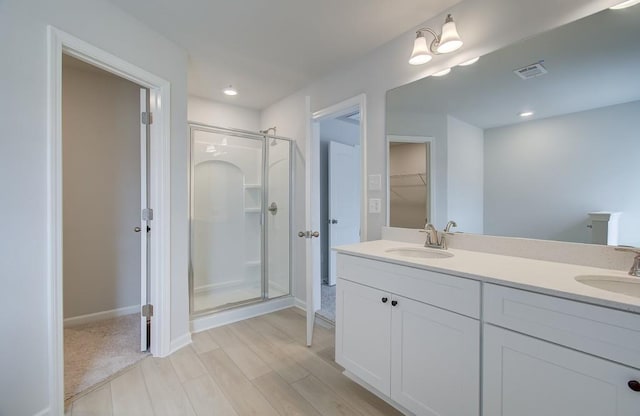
[189,124,293,315]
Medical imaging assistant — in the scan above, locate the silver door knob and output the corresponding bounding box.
[311,231,320,238]
[298,231,306,237]
[134,227,142,233]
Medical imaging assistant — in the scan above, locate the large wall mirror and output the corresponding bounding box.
[386,5,640,247]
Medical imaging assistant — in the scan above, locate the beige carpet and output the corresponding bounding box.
[64,313,149,401]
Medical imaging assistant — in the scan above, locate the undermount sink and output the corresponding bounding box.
[385,247,454,259]
[575,275,640,299]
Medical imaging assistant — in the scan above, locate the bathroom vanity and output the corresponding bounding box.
[334,240,640,416]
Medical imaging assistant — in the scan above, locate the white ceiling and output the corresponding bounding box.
[107,0,461,109]
[387,5,640,129]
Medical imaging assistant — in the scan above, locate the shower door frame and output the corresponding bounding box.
[188,123,294,317]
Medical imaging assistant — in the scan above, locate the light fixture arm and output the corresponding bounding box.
[415,27,442,54]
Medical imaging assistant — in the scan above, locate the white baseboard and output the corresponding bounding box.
[190,296,295,333]
[294,297,306,311]
[64,305,140,327]
[169,333,192,354]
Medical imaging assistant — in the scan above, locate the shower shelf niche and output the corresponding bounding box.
[244,183,262,213]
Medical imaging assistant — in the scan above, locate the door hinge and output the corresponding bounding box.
[142,208,154,221]
[142,304,154,318]
[141,112,153,125]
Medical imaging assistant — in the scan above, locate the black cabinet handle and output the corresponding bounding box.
[381,297,388,303]
[391,300,398,306]
[629,380,640,392]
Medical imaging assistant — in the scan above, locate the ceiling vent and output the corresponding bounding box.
[513,61,548,80]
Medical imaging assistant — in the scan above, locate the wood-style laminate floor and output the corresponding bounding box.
[65,308,402,416]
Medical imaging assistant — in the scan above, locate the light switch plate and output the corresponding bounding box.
[368,174,382,191]
[368,198,381,214]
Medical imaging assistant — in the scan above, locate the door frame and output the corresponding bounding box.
[47,27,172,413]
[305,93,367,345]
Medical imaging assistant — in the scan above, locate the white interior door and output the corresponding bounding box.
[139,88,149,351]
[328,141,360,285]
[304,98,322,346]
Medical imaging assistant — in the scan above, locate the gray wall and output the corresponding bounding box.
[447,116,484,234]
[62,57,141,319]
[484,100,640,246]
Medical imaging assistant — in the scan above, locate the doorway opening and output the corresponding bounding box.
[304,94,367,338]
[61,54,149,402]
[317,112,362,323]
[48,27,173,414]
[386,135,436,229]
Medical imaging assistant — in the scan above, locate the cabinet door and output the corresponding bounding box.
[336,279,392,395]
[484,324,640,416]
[391,296,480,416]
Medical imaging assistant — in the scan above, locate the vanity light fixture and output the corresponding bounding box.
[432,68,452,77]
[409,14,463,65]
[610,0,640,9]
[519,111,534,117]
[458,56,480,66]
[222,85,238,96]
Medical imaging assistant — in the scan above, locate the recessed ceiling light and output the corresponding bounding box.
[610,0,640,9]
[458,57,480,66]
[519,111,534,117]
[223,86,238,96]
[432,68,452,77]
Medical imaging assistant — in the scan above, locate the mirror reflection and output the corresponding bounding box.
[386,6,640,246]
[388,139,432,229]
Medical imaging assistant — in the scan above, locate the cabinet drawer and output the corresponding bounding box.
[484,284,640,369]
[337,253,480,318]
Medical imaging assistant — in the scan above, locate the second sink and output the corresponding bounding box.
[575,275,640,299]
[385,247,454,259]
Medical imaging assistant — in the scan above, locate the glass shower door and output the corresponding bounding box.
[266,138,292,299]
[191,128,264,313]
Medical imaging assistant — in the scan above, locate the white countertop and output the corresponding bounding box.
[334,240,640,314]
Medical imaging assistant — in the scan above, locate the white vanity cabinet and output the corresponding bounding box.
[335,251,640,416]
[483,284,640,416]
[336,254,480,416]
[336,279,392,395]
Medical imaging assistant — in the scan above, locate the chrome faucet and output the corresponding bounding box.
[423,223,440,248]
[615,247,640,277]
[421,221,457,249]
[444,220,458,233]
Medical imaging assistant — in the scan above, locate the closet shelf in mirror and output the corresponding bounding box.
[390,173,427,187]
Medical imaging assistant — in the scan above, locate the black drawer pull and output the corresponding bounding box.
[391,300,398,307]
[381,297,388,303]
